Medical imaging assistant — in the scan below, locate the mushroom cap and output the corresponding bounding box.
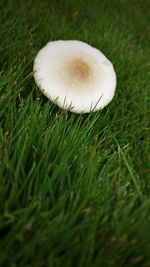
[33,40,116,113]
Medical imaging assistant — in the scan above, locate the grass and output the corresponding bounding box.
[0,0,150,266]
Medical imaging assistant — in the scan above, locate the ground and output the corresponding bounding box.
[0,0,150,266]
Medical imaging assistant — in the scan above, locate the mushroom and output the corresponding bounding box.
[33,40,116,113]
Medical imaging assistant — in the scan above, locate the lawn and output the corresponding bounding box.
[0,0,150,266]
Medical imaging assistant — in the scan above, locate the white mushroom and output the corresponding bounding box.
[33,40,116,113]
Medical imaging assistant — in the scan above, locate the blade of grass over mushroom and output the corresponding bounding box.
[0,0,150,266]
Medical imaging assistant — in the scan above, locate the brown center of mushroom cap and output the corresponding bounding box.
[69,58,91,80]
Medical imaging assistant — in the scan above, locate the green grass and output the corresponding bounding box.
[0,0,150,266]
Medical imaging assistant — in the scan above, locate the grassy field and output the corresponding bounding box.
[0,0,150,266]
